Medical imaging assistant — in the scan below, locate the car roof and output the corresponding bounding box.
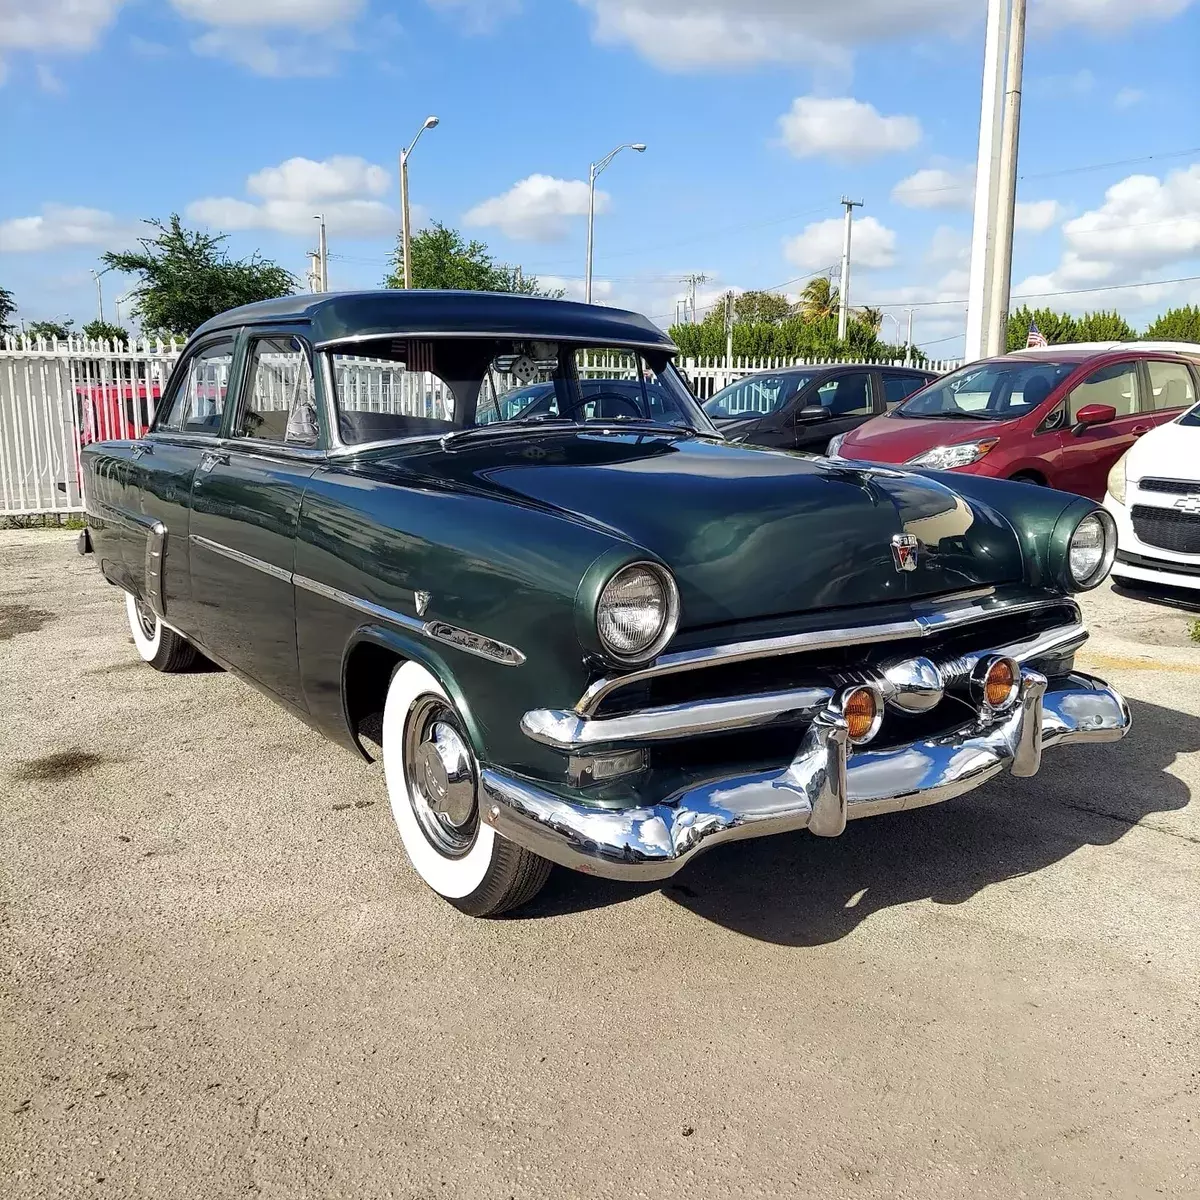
[190,290,677,354]
[723,363,931,384]
[1001,340,1200,364]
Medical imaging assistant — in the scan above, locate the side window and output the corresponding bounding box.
[1067,361,1140,421]
[236,335,319,445]
[1145,361,1197,413]
[882,373,925,407]
[158,339,235,435]
[816,372,874,417]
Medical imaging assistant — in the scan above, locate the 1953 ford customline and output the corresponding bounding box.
[79,291,1130,916]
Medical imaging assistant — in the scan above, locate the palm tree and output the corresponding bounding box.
[797,275,839,321]
[857,305,883,334]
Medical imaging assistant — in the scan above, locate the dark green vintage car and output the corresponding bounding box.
[80,291,1130,916]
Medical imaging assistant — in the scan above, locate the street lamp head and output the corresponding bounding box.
[423,115,440,130]
[632,143,646,152]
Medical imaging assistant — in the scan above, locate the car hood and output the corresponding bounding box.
[378,432,1026,628]
[1127,416,1200,485]
[841,412,1019,464]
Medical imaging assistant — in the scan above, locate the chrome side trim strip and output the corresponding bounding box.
[422,621,526,667]
[189,534,293,583]
[522,685,836,751]
[293,573,425,633]
[145,521,167,618]
[575,595,1076,717]
[292,574,525,667]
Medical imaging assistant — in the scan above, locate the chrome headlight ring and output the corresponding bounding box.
[594,561,681,667]
[1067,509,1117,591]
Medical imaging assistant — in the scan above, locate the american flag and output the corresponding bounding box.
[1026,318,1048,349]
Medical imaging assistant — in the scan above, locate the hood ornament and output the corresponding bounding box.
[891,533,919,573]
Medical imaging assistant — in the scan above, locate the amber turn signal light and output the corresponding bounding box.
[842,685,882,745]
[982,657,1019,711]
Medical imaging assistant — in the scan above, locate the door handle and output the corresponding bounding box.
[198,450,230,473]
[131,442,152,460]
[1131,425,1151,438]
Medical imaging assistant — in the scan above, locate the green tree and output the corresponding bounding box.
[1074,310,1135,342]
[0,284,15,334]
[102,214,295,337]
[797,275,840,322]
[733,290,791,324]
[1144,305,1200,342]
[26,319,75,341]
[857,305,883,334]
[384,222,562,296]
[82,319,130,344]
[1006,305,1078,351]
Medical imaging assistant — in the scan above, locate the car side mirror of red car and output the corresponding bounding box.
[1072,403,1117,436]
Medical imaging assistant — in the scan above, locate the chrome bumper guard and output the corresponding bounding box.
[481,670,1130,881]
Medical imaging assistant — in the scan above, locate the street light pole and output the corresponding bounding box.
[314,213,328,291]
[400,115,440,289]
[90,268,110,323]
[584,141,646,304]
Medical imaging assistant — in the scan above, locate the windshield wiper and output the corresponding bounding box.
[440,419,576,448]
[918,409,998,420]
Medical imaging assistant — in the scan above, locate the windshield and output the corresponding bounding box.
[703,373,815,419]
[1180,399,1200,428]
[897,360,1075,421]
[326,339,715,445]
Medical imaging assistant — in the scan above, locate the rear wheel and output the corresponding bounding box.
[124,592,198,673]
[382,661,551,917]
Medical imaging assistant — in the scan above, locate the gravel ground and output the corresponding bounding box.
[2,528,1198,1200]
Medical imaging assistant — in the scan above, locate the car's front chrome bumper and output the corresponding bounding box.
[480,670,1130,881]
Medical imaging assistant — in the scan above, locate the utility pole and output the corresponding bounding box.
[836,197,863,342]
[314,213,328,291]
[90,268,109,323]
[986,0,1026,357]
[681,273,708,323]
[724,292,734,368]
[306,250,322,293]
[965,0,1009,361]
[905,308,914,366]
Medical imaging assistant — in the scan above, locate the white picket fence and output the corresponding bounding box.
[0,337,961,517]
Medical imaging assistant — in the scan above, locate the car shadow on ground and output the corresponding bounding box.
[520,697,1198,944]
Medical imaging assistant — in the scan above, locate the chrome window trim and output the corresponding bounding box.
[316,331,677,353]
[574,594,1077,717]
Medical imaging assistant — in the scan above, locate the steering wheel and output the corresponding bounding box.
[568,390,644,421]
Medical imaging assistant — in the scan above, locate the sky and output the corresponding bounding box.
[1,0,1199,357]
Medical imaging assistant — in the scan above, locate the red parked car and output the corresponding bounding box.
[77,381,161,445]
[827,344,1200,501]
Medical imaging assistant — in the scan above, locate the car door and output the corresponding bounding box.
[186,328,322,710]
[1142,358,1198,430]
[121,334,238,636]
[793,370,876,451]
[881,371,930,411]
[1053,358,1145,499]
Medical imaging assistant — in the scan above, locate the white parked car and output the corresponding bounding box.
[1105,393,1200,608]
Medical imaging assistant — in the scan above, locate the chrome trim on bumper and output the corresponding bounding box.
[483,671,1130,881]
[574,593,1077,716]
[524,618,1088,752]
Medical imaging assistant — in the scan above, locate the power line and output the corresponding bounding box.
[867,272,1200,311]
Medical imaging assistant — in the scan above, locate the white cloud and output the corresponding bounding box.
[463,175,604,242]
[1032,0,1193,32]
[1114,86,1144,109]
[35,63,63,93]
[170,0,363,28]
[892,166,974,210]
[187,155,399,236]
[0,204,126,253]
[778,96,920,162]
[926,225,970,268]
[1014,199,1065,233]
[784,215,897,272]
[1014,164,1200,301]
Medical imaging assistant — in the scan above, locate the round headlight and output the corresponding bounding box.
[595,562,679,663]
[1068,511,1115,589]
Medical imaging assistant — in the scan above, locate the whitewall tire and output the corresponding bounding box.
[381,661,551,916]
[124,591,198,673]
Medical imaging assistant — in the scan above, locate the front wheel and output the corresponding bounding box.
[382,661,551,917]
[124,592,198,673]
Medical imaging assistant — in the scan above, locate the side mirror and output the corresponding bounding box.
[1072,403,1117,436]
[797,404,830,423]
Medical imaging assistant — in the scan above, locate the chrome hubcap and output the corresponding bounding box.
[404,698,478,857]
[134,597,157,640]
